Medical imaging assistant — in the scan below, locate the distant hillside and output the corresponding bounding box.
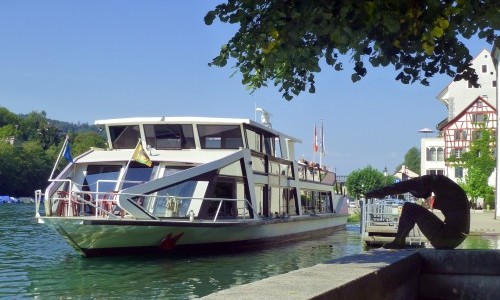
[16,113,98,134]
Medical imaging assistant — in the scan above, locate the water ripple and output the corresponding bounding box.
[0,205,363,298]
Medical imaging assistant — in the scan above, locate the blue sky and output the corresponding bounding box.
[0,1,493,175]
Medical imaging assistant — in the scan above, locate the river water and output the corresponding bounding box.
[1,204,497,299]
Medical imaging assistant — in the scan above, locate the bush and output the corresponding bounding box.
[348,211,360,223]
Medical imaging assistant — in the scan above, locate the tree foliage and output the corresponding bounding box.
[346,165,394,199]
[0,107,105,196]
[71,131,107,157]
[395,147,421,174]
[447,122,496,205]
[205,0,498,99]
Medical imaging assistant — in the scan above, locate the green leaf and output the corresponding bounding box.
[204,11,216,25]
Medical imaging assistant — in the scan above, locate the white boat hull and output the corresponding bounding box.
[41,214,348,257]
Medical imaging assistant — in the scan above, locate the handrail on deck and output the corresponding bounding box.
[44,186,261,222]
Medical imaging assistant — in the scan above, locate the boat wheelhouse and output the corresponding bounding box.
[35,116,348,257]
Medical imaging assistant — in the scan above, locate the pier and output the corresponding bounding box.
[202,211,500,300]
[202,249,500,300]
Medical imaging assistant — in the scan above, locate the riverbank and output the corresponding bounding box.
[202,249,500,300]
[350,207,498,235]
[202,210,500,299]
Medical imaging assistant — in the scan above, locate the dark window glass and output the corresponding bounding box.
[144,124,195,149]
[122,163,154,189]
[198,125,243,149]
[109,125,140,149]
[85,165,122,193]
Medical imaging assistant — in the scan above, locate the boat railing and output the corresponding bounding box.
[47,189,261,222]
[363,203,401,227]
[297,163,330,183]
[35,189,43,218]
[113,193,261,222]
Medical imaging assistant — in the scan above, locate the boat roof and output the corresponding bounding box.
[95,116,301,142]
[76,148,239,164]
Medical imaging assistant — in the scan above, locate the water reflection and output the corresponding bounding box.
[2,205,498,299]
[1,205,364,299]
[459,235,500,250]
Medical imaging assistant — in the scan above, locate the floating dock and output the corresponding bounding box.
[360,199,427,247]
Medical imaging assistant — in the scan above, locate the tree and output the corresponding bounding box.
[346,165,394,199]
[71,132,107,157]
[448,123,496,207]
[395,147,421,174]
[205,1,498,100]
[0,107,21,127]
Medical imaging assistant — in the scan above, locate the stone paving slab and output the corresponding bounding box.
[468,211,499,235]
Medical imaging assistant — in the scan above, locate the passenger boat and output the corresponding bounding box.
[35,115,348,257]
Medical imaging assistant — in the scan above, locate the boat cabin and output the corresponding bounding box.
[43,117,338,222]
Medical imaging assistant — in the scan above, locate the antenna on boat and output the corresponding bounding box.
[255,107,272,128]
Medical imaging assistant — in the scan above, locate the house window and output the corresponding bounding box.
[455,167,463,178]
[427,169,445,176]
[494,81,497,88]
[454,148,463,158]
[468,81,473,88]
[454,130,467,140]
[437,148,444,161]
[472,130,482,140]
[482,65,487,73]
[472,114,487,123]
[428,147,437,161]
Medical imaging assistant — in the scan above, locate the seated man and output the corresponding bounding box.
[365,175,470,249]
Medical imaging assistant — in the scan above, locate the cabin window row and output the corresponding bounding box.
[108,124,282,157]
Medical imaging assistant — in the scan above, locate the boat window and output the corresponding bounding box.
[198,125,243,149]
[245,128,261,151]
[164,166,189,176]
[274,137,282,158]
[109,125,141,149]
[121,162,155,189]
[152,181,197,217]
[263,135,274,155]
[144,124,195,149]
[84,165,122,194]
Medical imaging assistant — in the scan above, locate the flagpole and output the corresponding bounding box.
[319,120,323,169]
[49,135,69,181]
[313,123,317,164]
[121,139,142,185]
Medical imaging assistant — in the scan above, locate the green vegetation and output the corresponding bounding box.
[205,0,497,99]
[347,210,360,223]
[448,122,496,208]
[345,166,394,200]
[395,147,421,174]
[0,107,106,197]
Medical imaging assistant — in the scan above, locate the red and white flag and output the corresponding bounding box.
[313,124,318,153]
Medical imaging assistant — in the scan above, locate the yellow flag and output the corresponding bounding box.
[132,143,152,167]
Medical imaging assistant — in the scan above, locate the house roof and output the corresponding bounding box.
[440,96,497,131]
[393,165,419,180]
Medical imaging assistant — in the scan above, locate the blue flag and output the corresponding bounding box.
[64,142,73,162]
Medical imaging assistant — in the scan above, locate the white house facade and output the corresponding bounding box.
[420,136,446,177]
[420,47,499,215]
[437,49,497,120]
